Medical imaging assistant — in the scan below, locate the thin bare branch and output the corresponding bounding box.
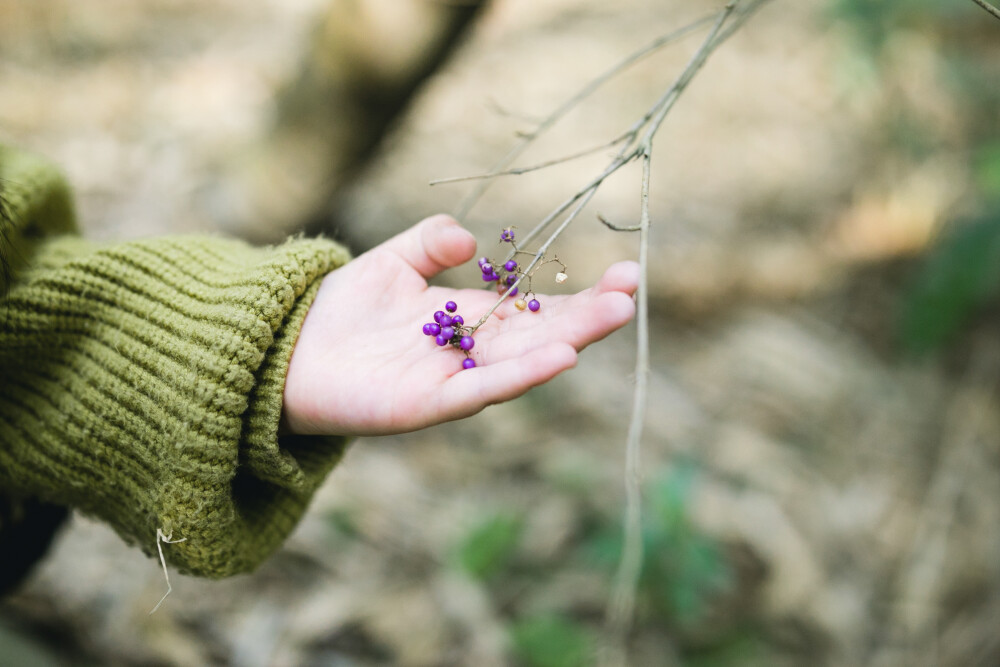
[514,2,737,258]
[452,11,720,218]
[469,185,600,331]
[606,148,652,648]
[598,213,641,232]
[971,0,1000,21]
[431,136,629,185]
[440,4,770,662]
[603,7,739,650]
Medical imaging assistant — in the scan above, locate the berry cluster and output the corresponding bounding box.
[421,300,477,370]
[421,227,561,369]
[476,227,543,313]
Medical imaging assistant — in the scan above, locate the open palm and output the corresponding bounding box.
[283,215,638,436]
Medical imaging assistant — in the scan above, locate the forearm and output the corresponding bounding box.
[0,148,353,576]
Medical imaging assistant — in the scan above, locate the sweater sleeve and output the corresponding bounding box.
[0,146,353,578]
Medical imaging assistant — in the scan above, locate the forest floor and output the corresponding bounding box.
[1,1,998,665]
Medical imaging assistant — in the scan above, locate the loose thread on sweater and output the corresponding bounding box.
[149,528,186,615]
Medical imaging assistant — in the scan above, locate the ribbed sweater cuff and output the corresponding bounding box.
[1,234,351,577]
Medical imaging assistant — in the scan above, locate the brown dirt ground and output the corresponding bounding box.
[1,1,998,665]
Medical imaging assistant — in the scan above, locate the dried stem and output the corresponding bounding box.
[971,0,1000,21]
[605,148,652,650]
[451,11,720,219]
[430,136,629,185]
[436,1,769,660]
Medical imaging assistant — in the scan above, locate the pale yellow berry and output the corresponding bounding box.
[555,272,568,284]
[514,298,528,311]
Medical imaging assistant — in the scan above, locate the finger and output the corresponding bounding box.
[529,262,638,349]
[486,291,635,362]
[593,260,640,296]
[437,342,578,420]
[493,260,639,320]
[381,214,477,280]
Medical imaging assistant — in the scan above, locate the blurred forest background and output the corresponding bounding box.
[1,0,999,665]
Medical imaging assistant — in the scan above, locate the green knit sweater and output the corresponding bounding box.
[0,145,351,578]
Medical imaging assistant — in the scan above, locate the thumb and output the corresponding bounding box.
[380,214,477,279]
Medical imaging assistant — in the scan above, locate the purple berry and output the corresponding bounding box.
[423,323,441,336]
[434,310,445,324]
[452,315,464,325]
[439,314,453,327]
[480,263,494,275]
[483,272,499,282]
[504,260,517,272]
[460,335,475,351]
[435,334,449,346]
[500,228,515,243]
[477,256,489,267]
[440,326,455,340]
[528,299,540,312]
[509,287,518,297]
[445,301,458,313]
[505,274,517,286]
[462,358,476,369]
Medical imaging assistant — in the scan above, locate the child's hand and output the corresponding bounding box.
[282,214,638,436]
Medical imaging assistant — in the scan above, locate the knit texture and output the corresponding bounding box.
[0,145,352,577]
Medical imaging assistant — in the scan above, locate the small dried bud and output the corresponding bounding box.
[555,272,568,284]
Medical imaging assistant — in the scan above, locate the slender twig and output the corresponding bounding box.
[603,6,737,657]
[430,135,629,185]
[606,148,652,648]
[435,2,769,660]
[509,1,744,258]
[971,0,1000,21]
[598,213,641,232]
[452,11,720,219]
[469,185,600,331]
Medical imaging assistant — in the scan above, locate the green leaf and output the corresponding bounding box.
[456,513,524,581]
[899,214,1000,355]
[510,614,594,667]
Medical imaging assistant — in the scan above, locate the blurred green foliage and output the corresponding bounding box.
[584,463,731,626]
[324,507,361,540]
[455,512,524,581]
[445,465,744,665]
[831,0,1000,356]
[975,142,1000,199]
[899,213,1000,355]
[510,614,595,667]
[829,0,979,53]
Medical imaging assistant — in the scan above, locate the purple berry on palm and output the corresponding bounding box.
[423,323,441,336]
[439,314,453,327]
[528,299,540,312]
[445,301,458,313]
[435,334,449,346]
[462,358,476,370]
[452,315,464,325]
[460,336,475,351]
[440,326,455,340]
[434,310,445,323]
